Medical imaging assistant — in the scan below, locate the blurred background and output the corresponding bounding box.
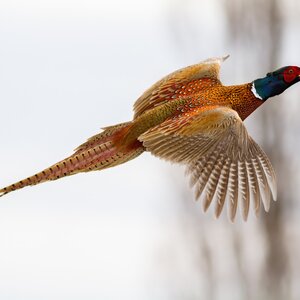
[0,0,300,299]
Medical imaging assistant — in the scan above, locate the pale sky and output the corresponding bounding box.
[0,1,195,299]
[1,1,300,299]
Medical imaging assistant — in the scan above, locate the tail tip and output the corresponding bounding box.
[0,188,8,197]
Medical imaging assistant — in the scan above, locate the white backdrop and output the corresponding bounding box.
[1,1,300,299]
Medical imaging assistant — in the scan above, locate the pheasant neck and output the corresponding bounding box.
[252,75,294,101]
[252,78,269,101]
[251,82,263,100]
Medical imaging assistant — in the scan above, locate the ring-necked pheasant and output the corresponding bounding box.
[1,56,300,221]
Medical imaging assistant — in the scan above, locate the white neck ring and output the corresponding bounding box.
[251,82,263,100]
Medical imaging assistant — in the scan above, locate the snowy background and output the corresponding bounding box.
[0,0,300,299]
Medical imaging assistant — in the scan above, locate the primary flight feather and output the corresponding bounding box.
[1,56,300,221]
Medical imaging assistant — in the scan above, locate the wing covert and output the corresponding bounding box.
[133,56,229,118]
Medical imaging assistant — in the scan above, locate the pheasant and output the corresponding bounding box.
[1,56,300,221]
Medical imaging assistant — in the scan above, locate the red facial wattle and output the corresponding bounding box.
[283,66,300,83]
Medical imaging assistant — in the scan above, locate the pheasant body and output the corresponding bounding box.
[1,56,300,221]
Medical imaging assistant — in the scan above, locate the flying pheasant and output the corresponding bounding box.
[1,56,300,221]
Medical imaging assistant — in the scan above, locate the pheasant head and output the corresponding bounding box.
[252,66,300,101]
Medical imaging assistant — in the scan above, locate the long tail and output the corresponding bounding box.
[0,122,144,197]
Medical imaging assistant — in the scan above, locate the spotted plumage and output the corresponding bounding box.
[1,56,300,221]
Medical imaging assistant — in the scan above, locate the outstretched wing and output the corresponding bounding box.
[133,55,229,118]
[138,106,277,221]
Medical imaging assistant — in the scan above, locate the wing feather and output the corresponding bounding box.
[246,160,261,216]
[133,56,229,118]
[191,145,224,200]
[139,105,276,221]
[214,158,231,218]
[257,153,277,200]
[193,156,218,200]
[238,160,250,221]
[227,162,239,222]
[201,154,226,212]
[252,157,271,212]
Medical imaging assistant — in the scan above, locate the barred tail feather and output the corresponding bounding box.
[0,122,144,197]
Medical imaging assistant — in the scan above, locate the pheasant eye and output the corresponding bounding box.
[283,67,297,83]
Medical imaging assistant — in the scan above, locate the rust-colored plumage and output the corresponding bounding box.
[1,56,300,221]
